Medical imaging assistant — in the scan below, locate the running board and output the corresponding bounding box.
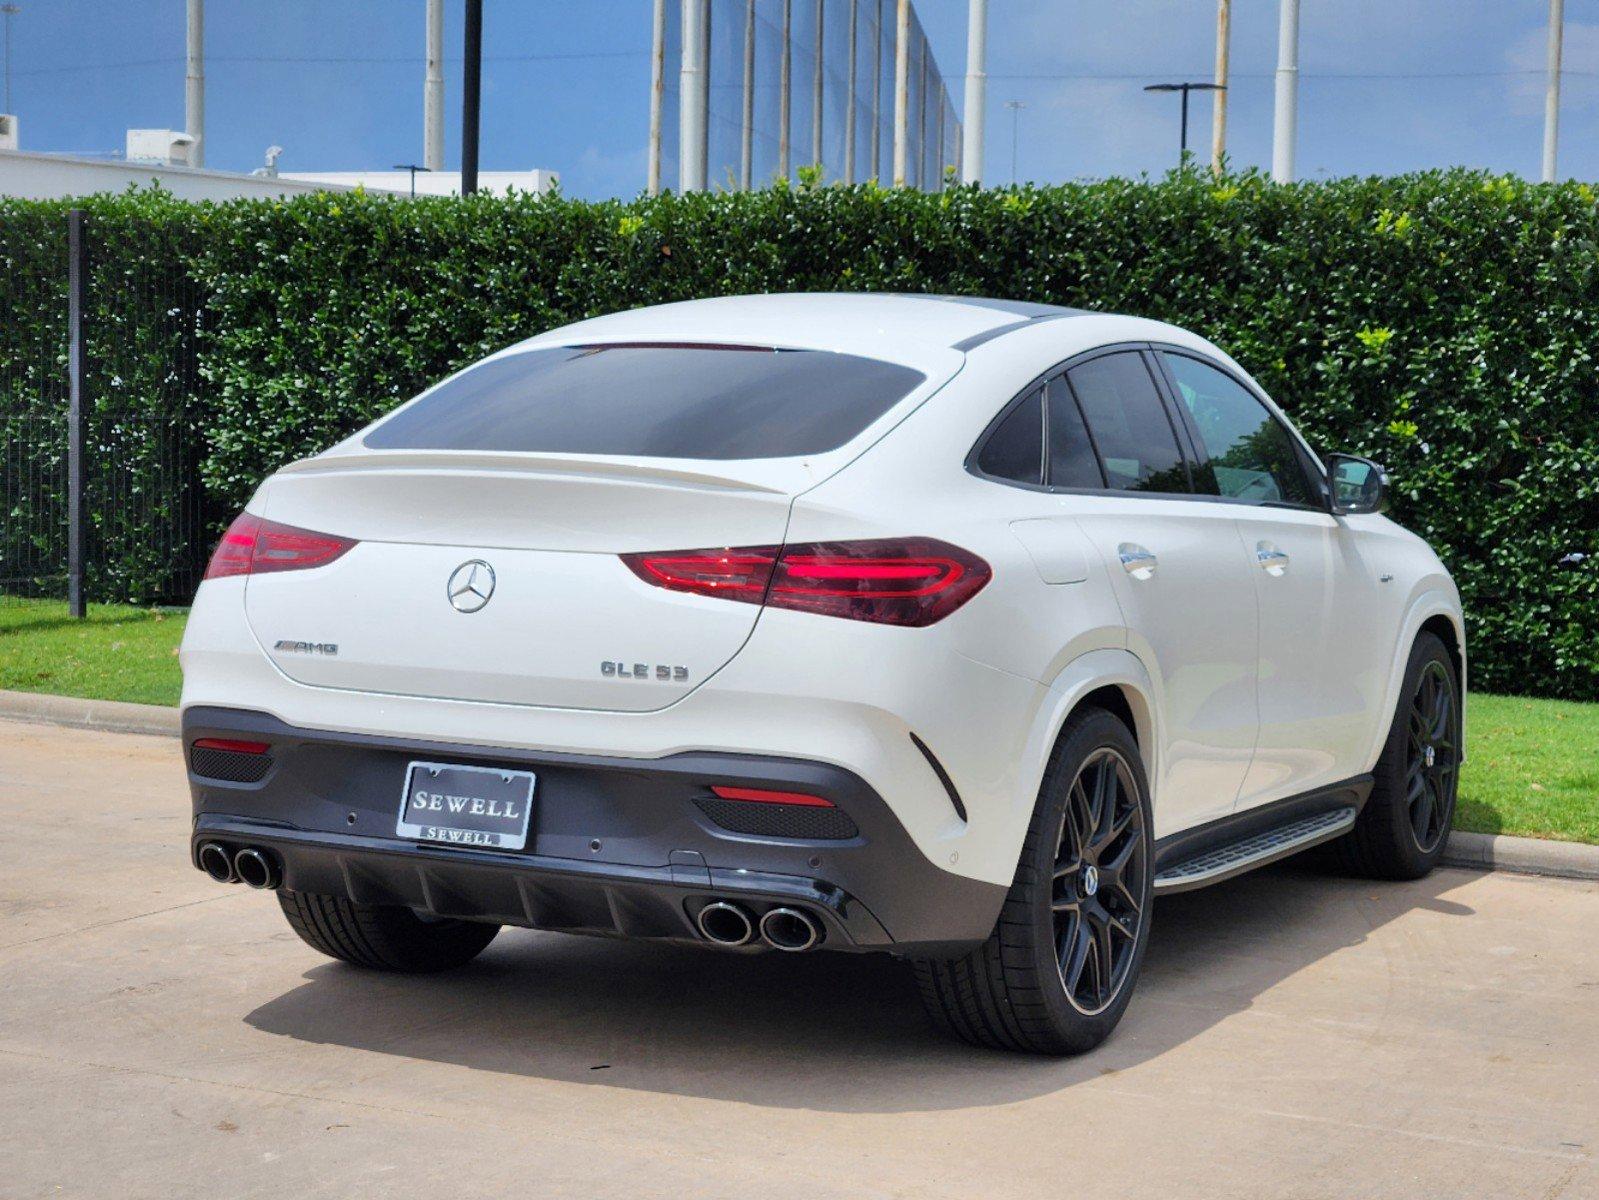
[1153,806,1358,894]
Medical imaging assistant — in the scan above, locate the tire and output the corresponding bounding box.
[277,889,501,972]
[913,706,1154,1055]
[1332,631,1461,880]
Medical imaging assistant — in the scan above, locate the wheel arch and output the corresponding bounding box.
[1018,649,1161,827]
[1365,590,1467,769]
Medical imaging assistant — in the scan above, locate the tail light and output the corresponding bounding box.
[204,512,358,580]
[622,537,991,627]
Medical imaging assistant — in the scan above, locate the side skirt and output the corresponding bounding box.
[1152,775,1374,895]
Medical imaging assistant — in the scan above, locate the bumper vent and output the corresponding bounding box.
[694,796,859,840]
[190,745,274,784]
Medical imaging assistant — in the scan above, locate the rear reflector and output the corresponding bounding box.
[622,537,991,627]
[192,737,271,755]
[710,785,835,808]
[204,512,358,580]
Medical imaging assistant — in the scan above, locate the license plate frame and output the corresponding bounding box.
[394,760,537,851]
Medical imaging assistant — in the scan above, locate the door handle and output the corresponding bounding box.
[1117,544,1158,580]
[1255,542,1290,577]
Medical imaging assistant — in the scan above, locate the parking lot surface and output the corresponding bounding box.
[1,718,1596,1199]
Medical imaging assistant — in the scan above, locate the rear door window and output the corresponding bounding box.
[1045,376,1105,489]
[1067,353,1192,493]
[364,344,927,460]
[1161,353,1317,507]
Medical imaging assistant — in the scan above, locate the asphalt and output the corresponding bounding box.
[2,717,1597,1200]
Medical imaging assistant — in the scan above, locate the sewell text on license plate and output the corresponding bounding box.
[394,760,536,851]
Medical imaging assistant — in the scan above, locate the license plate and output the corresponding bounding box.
[395,761,536,851]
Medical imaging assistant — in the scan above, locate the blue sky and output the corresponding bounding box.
[7,1,1597,197]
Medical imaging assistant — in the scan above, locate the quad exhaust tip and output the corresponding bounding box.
[233,847,280,890]
[197,841,236,884]
[696,901,755,947]
[758,906,821,952]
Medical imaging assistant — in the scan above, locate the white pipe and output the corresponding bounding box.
[892,0,909,186]
[812,0,825,168]
[648,0,666,193]
[741,0,755,190]
[779,0,792,177]
[425,0,445,172]
[961,0,987,185]
[1544,0,1564,183]
[185,0,204,167]
[1271,0,1299,184]
[845,0,858,183]
[679,0,708,191]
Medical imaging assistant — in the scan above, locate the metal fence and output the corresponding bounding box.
[0,209,213,613]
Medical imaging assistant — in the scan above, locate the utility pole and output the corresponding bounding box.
[185,0,204,167]
[1211,0,1230,174]
[1005,99,1024,185]
[1544,0,1564,183]
[648,0,666,193]
[961,0,986,184]
[2,5,19,116]
[778,0,791,178]
[424,0,444,171]
[1145,81,1222,170]
[1272,0,1299,183]
[461,0,482,194]
[812,0,824,169]
[679,0,709,191]
[892,0,909,186]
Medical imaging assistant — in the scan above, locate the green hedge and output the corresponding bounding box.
[3,171,1598,698]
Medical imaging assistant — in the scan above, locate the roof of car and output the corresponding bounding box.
[514,292,1097,364]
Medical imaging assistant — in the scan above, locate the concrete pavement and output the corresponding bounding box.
[1,717,1596,1200]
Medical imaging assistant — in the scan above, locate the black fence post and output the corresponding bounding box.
[66,208,88,618]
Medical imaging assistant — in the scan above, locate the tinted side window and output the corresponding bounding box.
[364,345,925,459]
[1045,376,1104,489]
[976,389,1044,485]
[1162,354,1315,507]
[1067,353,1191,493]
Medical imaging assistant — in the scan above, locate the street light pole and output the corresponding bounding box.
[392,163,432,199]
[1138,82,1221,170]
[1143,82,1223,170]
[1005,99,1025,185]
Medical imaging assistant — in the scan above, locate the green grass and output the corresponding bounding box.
[1457,693,1599,844]
[0,598,187,707]
[1,599,1596,843]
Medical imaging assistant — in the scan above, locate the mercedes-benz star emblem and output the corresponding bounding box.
[447,560,496,614]
[1081,865,1100,898]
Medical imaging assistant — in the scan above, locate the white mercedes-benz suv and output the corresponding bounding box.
[181,293,1464,1054]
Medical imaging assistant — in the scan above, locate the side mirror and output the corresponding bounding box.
[1326,453,1389,516]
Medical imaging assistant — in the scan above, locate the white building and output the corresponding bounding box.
[281,168,558,197]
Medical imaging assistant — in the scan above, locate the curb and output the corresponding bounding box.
[0,689,180,738]
[1,688,1596,883]
[1442,829,1599,882]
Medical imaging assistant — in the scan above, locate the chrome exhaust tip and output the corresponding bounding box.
[197,842,236,884]
[758,907,821,952]
[233,847,279,890]
[696,901,755,947]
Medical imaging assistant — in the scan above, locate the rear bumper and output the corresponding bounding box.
[185,706,1006,957]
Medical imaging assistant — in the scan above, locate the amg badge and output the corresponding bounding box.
[274,640,339,656]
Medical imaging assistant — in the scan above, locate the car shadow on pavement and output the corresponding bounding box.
[244,862,1477,1114]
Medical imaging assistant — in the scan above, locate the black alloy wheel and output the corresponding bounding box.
[1051,748,1147,1015]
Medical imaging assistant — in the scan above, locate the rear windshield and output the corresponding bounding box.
[363,344,927,459]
